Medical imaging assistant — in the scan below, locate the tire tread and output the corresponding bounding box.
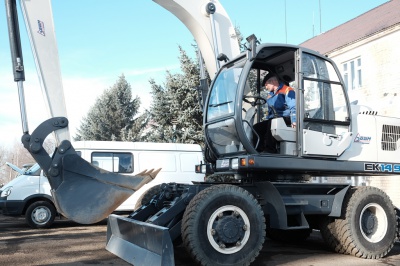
[335,186,396,259]
[182,185,265,266]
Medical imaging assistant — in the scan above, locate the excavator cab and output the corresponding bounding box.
[204,39,352,164]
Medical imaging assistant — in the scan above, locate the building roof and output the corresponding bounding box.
[300,0,400,55]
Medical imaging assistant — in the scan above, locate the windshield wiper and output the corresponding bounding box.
[209,101,232,107]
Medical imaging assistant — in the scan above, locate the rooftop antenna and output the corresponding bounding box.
[284,0,288,43]
[319,0,322,33]
[313,11,315,37]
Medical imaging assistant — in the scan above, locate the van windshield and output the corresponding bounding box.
[25,163,41,176]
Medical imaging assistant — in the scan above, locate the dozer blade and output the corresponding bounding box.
[106,214,174,266]
[21,117,161,224]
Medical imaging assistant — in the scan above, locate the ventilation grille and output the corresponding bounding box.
[381,124,400,151]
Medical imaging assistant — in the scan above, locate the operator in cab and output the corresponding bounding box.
[254,74,296,153]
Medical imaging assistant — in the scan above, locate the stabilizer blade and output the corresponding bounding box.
[106,214,174,266]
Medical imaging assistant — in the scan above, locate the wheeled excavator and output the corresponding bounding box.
[4,0,400,265]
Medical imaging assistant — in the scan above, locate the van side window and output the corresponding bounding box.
[91,152,133,173]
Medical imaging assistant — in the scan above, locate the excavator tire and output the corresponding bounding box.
[320,217,345,253]
[204,174,236,183]
[335,186,397,258]
[134,184,162,210]
[181,184,265,266]
[396,208,400,241]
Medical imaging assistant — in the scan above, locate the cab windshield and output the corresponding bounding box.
[206,65,243,121]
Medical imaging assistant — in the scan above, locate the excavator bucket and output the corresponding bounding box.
[106,214,174,266]
[19,117,161,224]
[50,155,160,224]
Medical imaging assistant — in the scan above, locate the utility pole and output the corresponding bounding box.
[285,0,288,43]
[319,0,322,33]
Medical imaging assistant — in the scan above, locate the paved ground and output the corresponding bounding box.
[1,214,400,266]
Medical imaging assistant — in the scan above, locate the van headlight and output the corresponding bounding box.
[231,158,239,169]
[1,186,12,197]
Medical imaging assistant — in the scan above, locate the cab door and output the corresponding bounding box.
[298,50,352,158]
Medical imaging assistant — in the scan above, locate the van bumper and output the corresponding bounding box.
[0,198,24,215]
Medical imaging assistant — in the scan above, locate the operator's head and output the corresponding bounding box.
[264,75,279,92]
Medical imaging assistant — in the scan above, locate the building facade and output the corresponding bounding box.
[301,0,400,207]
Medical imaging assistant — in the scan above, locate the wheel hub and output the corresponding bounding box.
[215,215,245,244]
[359,203,388,243]
[33,207,50,224]
[207,205,251,254]
[362,210,377,234]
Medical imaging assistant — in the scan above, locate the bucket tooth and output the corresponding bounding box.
[132,168,161,191]
[149,168,162,179]
[136,169,150,176]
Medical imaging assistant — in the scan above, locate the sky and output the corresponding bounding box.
[0,0,389,147]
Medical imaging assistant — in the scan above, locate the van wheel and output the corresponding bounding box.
[182,184,265,266]
[25,201,56,229]
[336,187,397,258]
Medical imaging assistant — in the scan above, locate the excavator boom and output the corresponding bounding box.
[20,0,70,144]
[154,0,240,79]
[4,0,240,225]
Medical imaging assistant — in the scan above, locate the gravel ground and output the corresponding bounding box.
[1,214,400,266]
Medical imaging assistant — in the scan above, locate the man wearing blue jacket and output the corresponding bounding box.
[254,74,296,153]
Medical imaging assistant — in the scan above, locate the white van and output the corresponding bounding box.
[73,141,205,211]
[0,141,204,228]
[0,162,54,228]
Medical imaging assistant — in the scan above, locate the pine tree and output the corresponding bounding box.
[140,79,172,142]
[168,46,204,145]
[120,110,151,142]
[144,46,205,146]
[74,75,141,141]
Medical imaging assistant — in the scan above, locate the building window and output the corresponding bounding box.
[342,57,362,90]
[343,63,348,90]
[357,58,362,87]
